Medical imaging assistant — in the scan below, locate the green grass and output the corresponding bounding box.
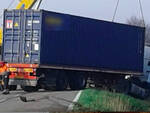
[73,88,150,112]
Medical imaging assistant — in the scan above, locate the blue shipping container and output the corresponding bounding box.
[2,10,145,75]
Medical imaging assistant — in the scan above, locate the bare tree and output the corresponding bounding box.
[127,16,150,44]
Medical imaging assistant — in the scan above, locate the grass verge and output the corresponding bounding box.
[73,88,150,112]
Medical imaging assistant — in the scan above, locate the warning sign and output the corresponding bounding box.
[14,22,19,27]
[6,20,13,29]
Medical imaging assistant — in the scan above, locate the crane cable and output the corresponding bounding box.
[7,0,15,9]
[139,0,145,27]
[112,0,145,27]
[0,0,15,27]
[0,0,15,18]
[112,0,120,22]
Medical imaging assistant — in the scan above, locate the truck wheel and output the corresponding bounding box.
[115,79,131,94]
[56,72,68,91]
[69,74,87,90]
[21,86,38,92]
[9,85,17,91]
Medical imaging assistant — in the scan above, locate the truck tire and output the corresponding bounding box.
[115,79,131,94]
[56,72,68,91]
[21,86,38,92]
[69,74,87,90]
[9,85,17,91]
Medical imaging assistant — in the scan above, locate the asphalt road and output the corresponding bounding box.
[0,89,79,112]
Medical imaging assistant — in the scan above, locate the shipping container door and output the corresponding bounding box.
[22,10,41,63]
[3,10,41,63]
[3,10,23,63]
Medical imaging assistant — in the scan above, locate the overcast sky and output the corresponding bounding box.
[0,0,149,26]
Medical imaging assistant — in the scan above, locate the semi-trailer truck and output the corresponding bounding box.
[1,9,145,92]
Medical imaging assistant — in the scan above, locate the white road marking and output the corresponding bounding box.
[0,99,6,103]
[0,94,20,103]
[67,90,82,111]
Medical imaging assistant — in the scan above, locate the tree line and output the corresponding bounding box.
[127,16,150,45]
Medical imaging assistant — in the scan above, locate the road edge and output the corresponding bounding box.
[67,90,82,111]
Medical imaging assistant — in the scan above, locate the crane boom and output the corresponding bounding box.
[16,0,36,9]
[16,0,42,10]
